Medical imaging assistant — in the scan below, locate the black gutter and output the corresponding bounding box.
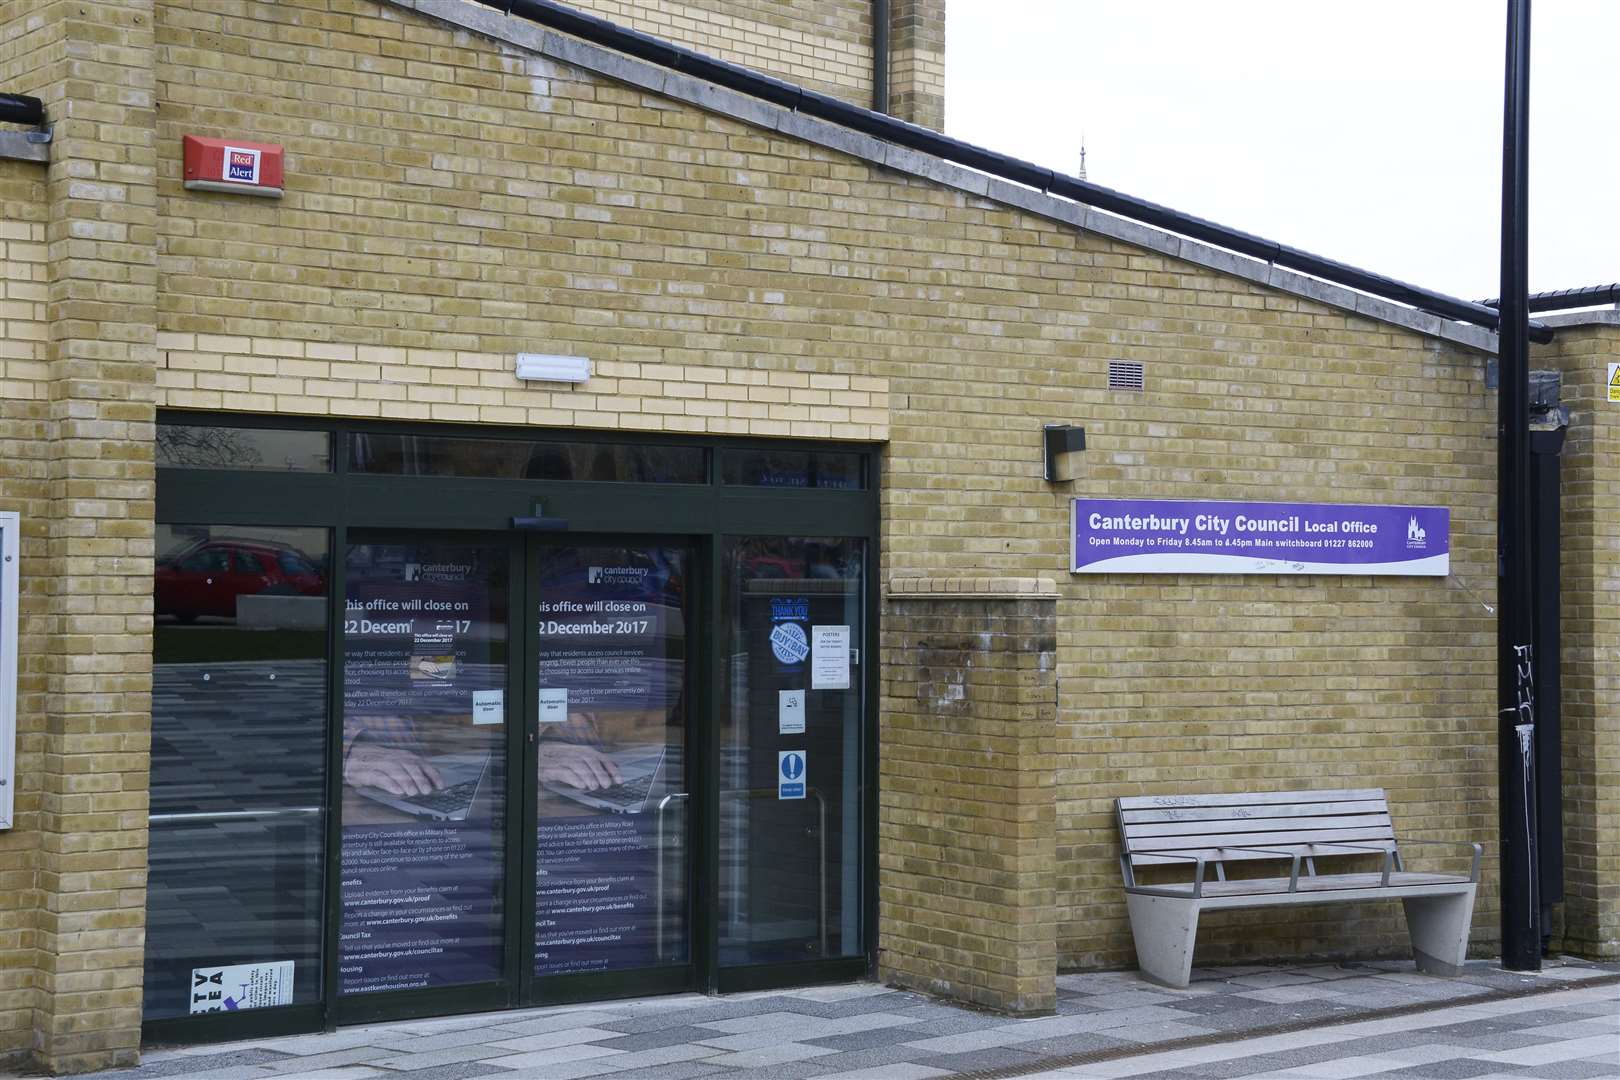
[1481,283,1620,313]
[479,0,1552,344]
[872,0,889,115]
[0,93,45,126]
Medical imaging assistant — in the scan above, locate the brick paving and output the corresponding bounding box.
[35,956,1611,1080]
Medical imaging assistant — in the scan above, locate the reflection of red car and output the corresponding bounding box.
[155,539,324,622]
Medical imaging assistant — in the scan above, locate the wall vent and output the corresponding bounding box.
[1108,360,1144,391]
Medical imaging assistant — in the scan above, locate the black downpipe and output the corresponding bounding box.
[1497,0,1540,973]
[476,0,1552,342]
[1482,283,1620,312]
[872,0,889,115]
[0,93,44,126]
[1529,424,1565,948]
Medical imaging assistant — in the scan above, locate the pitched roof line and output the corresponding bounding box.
[391,0,1522,353]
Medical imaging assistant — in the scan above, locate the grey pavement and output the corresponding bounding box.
[33,957,1617,1080]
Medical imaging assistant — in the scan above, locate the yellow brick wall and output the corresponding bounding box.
[531,0,875,106]
[149,0,1505,977]
[0,3,1563,1063]
[157,336,887,440]
[882,246,1500,968]
[887,0,944,129]
[0,156,50,1069]
[1542,324,1620,959]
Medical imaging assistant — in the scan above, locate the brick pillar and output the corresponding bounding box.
[32,0,158,1072]
[1543,322,1620,960]
[887,0,945,131]
[878,576,1057,1015]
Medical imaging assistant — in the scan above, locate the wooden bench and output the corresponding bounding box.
[1117,788,1481,989]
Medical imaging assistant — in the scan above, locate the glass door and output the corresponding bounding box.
[718,536,866,978]
[335,534,517,1016]
[523,540,696,1001]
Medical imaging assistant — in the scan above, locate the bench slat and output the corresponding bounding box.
[1127,827,1398,857]
[1121,799,1390,825]
[1193,871,1464,897]
[1124,813,1393,840]
[1131,843,1399,866]
[1118,788,1384,811]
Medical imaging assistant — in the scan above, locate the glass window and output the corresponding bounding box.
[175,545,230,574]
[338,539,510,995]
[143,526,330,1021]
[719,537,865,966]
[157,424,331,471]
[233,550,271,575]
[279,550,316,576]
[721,449,864,489]
[349,433,706,484]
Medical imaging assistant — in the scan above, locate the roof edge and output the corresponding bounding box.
[1537,311,1620,330]
[388,0,1499,355]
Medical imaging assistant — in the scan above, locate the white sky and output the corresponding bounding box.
[945,1,1619,302]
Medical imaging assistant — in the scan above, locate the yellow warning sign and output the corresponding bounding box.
[1610,363,1620,404]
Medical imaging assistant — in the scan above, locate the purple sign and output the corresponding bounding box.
[1071,499,1449,576]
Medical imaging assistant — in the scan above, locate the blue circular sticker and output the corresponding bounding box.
[770,622,809,664]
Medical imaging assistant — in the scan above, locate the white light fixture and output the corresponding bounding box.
[515,353,592,383]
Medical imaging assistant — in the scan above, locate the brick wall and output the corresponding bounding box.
[0,0,160,1072]
[156,0,1504,975]
[879,259,1500,969]
[474,0,876,107]
[1541,322,1620,959]
[880,578,1058,1014]
[0,155,50,1069]
[157,335,887,440]
[887,0,944,129]
[0,0,1590,1065]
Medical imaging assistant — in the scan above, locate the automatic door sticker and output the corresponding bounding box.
[778,750,806,800]
[472,689,504,725]
[770,622,809,665]
[538,687,568,723]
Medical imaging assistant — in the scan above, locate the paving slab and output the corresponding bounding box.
[94,959,1620,1080]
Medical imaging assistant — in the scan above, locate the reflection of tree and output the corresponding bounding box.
[157,426,262,468]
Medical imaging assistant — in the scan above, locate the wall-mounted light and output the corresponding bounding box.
[516,353,592,383]
[1043,423,1086,483]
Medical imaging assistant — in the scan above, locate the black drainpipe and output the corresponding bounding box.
[1482,283,1620,312]
[872,0,890,115]
[477,0,1550,342]
[0,93,45,126]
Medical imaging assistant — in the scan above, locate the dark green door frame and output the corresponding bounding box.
[145,413,879,1045]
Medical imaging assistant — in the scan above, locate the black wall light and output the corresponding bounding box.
[1043,424,1086,482]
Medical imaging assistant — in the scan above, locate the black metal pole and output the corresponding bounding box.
[1497,0,1541,972]
[872,0,890,115]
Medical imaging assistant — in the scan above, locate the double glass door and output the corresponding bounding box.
[144,520,869,1035]
[335,535,695,1010]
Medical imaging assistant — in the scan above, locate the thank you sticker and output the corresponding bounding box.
[778,750,806,800]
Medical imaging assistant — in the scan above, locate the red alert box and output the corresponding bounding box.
[182,135,284,198]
